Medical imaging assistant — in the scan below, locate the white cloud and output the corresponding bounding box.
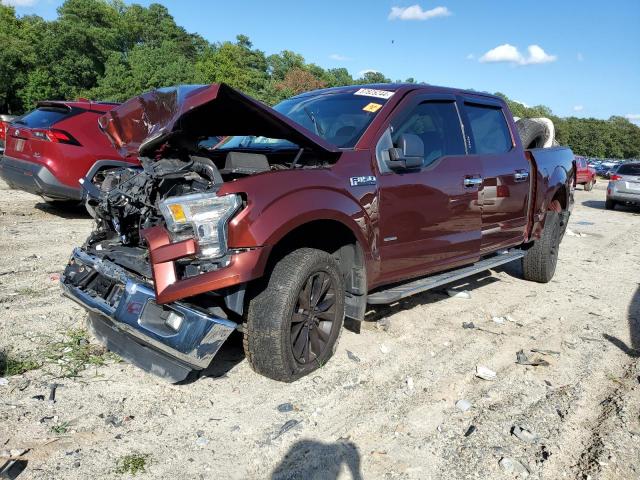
[388,5,451,21]
[577,52,584,62]
[329,54,351,62]
[625,114,640,123]
[0,0,38,6]
[479,43,557,65]
[573,105,584,112]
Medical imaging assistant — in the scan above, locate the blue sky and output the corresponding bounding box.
[6,0,640,122]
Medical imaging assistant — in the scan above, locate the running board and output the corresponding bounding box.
[367,250,525,305]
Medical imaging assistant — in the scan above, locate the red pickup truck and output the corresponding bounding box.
[61,83,575,382]
[575,156,596,191]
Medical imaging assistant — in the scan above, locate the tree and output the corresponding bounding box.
[274,67,327,97]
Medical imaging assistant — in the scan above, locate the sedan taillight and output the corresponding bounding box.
[609,174,622,181]
[31,129,81,146]
[0,122,6,142]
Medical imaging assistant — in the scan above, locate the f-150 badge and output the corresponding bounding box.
[350,176,377,187]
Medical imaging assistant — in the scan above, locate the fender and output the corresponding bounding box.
[530,164,570,239]
[228,186,373,256]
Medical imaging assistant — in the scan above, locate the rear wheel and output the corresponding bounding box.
[243,248,345,382]
[522,208,565,283]
[605,198,616,210]
[584,180,594,191]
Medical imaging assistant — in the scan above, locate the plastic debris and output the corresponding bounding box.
[492,316,506,324]
[48,383,60,403]
[346,350,361,362]
[455,399,472,412]
[511,425,539,443]
[277,403,294,413]
[464,425,476,437]
[406,377,414,390]
[499,457,530,477]
[462,322,475,329]
[447,289,471,299]
[516,350,550,367]
[0,378,8,386]
[475,365,496,380]
[274,419,300,439]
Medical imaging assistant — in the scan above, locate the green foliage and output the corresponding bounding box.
[115,453,150,476]
[1,0,639,158]
[0,349,40,376]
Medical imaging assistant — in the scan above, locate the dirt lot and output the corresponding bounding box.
[1,178,639,480]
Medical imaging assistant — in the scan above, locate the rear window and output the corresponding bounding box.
[14,107,70,129]
[617,164,640,175]
[465,104,512,154]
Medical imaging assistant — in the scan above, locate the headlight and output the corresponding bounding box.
[159,192,241,259]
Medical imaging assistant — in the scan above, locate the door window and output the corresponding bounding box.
[464,104,512,154]
[391,101,465,167]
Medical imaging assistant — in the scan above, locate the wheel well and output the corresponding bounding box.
[268,220,367,322]
[550,186,567,211]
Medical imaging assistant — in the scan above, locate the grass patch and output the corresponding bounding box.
[44,328,116,378]
[0,349,40,376]
[115,453,150,476]
[50,421,71,435]
[15,286,44,297]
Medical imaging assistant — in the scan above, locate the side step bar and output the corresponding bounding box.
[367,250,525,305]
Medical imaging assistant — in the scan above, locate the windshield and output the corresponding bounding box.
[213,91,390,151]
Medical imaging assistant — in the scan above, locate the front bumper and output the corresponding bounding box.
[61,248,237,382]
[0,155,82,200]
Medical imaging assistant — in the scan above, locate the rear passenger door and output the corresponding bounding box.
[460,99,531,253]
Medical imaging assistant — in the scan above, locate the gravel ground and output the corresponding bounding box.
[1,178,639,480]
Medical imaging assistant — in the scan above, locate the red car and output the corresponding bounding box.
[0,100,136,203]
[575,156,596,191]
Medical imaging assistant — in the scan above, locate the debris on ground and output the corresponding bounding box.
[0,378,8,386]
[455,399,472,412]
[48,383,60,403]
[406,377,414,391]
[475,365,496,380]
[565,229,587,238]
[346,350,361,362]
[274,419,300,439]
[464,425,476,437]
[511,425,539,443]
[375,318,391,332]
[276,403,294,413]
[499,457,530,477]
[379,344,390,354]
[447,289,471,299]
[516,350,550,367]
[530,348,561,357]
[462,322,475,329]
[492,316,506,324]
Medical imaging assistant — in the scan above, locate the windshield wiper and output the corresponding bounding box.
[304,107,324,136]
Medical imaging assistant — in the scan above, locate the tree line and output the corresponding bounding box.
[1,0,638,159]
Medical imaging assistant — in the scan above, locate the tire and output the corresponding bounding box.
[522,209,564,283]
[516,118,547,149]
[605,198,616,210]
[243,248,345,382]
[584,180,594,191]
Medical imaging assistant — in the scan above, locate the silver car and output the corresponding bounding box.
[606,162,640,210]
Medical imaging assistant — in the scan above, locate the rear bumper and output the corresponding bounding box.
[0,155,82,200]
[60,248,237,382]
[608,185,640,204]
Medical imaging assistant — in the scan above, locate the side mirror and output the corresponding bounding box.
[386,133,424,170]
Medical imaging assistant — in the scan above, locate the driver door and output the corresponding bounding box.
[374,95,483,286]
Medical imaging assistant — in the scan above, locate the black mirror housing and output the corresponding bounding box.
[386,133,424,170]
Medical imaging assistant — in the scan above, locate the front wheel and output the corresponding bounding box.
[243,248,345,382]
[522,209,565,283]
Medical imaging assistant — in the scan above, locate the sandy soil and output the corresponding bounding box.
[1,178,639,480]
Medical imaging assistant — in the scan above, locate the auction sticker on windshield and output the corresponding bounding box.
[363,102,383,113]
[354,88,394,100]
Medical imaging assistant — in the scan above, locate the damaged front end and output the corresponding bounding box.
[60,83,339,381]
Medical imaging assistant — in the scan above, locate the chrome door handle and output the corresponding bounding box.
[514,170,529,182]
[464,177,483,187]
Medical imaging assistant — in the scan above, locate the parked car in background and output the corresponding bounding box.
[0,114,17,153]
[606,162,640,209]
[594,163,610,177]
[575,156,596,190]
[0,100,136,203]
[61,83,575,382]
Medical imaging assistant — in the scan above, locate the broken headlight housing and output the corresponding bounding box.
[159,193,241,259]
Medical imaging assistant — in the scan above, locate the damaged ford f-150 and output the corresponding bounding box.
[60,83,575,382]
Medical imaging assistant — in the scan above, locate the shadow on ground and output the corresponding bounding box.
[604,285,640,358]
[582,199,640,213]
[35,201,89,219]
[271,439,363,480]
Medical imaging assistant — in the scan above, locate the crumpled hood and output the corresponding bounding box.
[98,83,340,157]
